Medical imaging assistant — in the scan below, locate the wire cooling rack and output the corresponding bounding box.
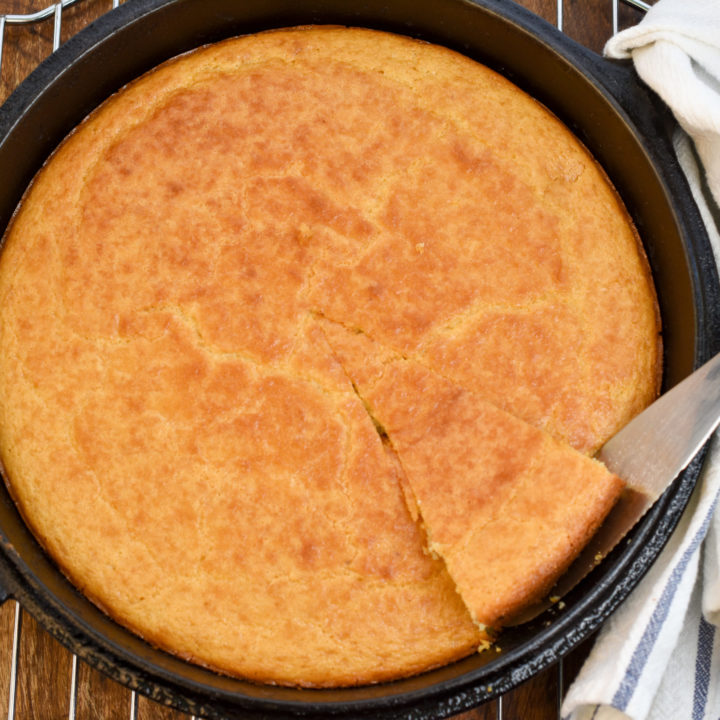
[0,1,650,718]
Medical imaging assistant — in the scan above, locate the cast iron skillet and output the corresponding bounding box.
[1,0,719,718]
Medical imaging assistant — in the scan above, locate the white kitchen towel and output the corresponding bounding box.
[561,1,720,719]
[604,0,720,207]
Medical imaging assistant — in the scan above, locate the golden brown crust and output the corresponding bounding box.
[0,26,658,686]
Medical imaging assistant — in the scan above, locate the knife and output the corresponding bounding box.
[509,349,720,624]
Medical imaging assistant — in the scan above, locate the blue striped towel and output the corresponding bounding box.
[562,1,720,718]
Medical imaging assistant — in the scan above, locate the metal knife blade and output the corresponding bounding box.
[508,350,720,625]
[599,350,720,499]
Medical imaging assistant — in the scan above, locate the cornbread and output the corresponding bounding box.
[0,26,659,687]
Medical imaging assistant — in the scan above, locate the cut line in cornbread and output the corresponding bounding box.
[320,321,623,628]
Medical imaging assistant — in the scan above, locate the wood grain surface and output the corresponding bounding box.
[0,1,646,718]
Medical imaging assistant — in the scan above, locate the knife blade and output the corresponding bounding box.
[508,349,720,625]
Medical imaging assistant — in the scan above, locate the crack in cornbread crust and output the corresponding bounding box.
[0,27,658,686]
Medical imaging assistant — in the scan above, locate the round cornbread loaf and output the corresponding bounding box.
[0,27,659,686]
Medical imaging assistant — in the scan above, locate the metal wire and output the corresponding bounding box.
[0,0,84,77]
[68,653,79,720]
[130,689,138,720]
[0,0,650,718]
[7,601,21,720]
[53,2,62,51]
[557,659,565,720]
[613,0,619,35]
[1,0,82,24]
[623,0,652,10]
[0,15,6,75]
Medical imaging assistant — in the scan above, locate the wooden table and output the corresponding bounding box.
[0,1,647,717]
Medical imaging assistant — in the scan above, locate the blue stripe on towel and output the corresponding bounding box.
[612,494,719,712]
[692,615,715,720]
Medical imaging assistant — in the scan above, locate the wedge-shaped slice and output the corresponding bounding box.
[321,323,623,628]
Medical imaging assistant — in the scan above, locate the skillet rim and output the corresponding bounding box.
[0,0,718,717]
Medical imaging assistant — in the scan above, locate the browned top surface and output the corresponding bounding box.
[0,23,657,690]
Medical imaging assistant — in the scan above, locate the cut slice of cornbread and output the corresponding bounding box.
[320,321,623,628]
